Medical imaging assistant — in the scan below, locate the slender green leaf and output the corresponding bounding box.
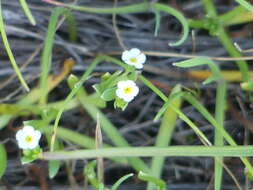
[46,1,189,46]
[148,85,181,190]
[0,144,7,179]
[214,81,226,190]
[111,173,134,190]
[138,171,166,190]
[173,57,222,84]
[153,3,189,46]
[235,0,253,12]
[19,0,36,25]
[0,0,29,91]
[39,7,77,105]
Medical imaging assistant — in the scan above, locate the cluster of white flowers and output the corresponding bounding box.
[116,48,146,103]
[16,126,41,150]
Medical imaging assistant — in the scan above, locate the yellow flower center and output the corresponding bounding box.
[123,87,133,94]
[25,135,33,143]
[129,57,137,63]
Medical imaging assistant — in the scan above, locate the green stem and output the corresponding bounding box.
[45,0,189,46]
[139,75,211,146]
[46,1,150,14]
[41,126,127,164]
[50,56,102,151]
[184,94,253,176]
[218,29,249,82]
[41,146,253,160]
[214,80,226,190]
[0,144,7,179]
[201,0,249,82]
[152,3,189,46]
[202,0,217,17]
[147,85,182,190]
[0,0,29,91]
[235,0,253,12]
[138,75,168,102]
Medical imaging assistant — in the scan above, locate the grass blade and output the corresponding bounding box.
[153,3,189,46]
[0,0,29,91]
[0,144,7,179]
[147,85,182,190]
[111,173,134,190]
[184,93,253,175]
[19,0,36,25]
[214,81,226,190]
[39,7,77,105]
[235,0,253,12]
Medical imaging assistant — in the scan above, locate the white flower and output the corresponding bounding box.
[16,126,41,150]
[121,48,146,69]
[116,80,139,102]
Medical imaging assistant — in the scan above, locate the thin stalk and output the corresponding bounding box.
[139,75,211,146]
[138,75,168,102]
[201,0,249,82]
[41,126,127,164]
[44,0,150,14]
[0,0,29,91]
[147,85,182,190]
[50,57,102,151]
[184,94,253,176]
[214,80,227,190]
[41,146,253,160]
[0,144,7,179]
[218,29,249,82]
[44,0,189,46]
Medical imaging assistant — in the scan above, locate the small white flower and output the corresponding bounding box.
[121,48,146,69]
[116,80,139,102]
[16,126,41,150]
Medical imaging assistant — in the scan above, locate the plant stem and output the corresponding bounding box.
[44,0,189,46]
[50,56,102,151]
[0,0,29,91]
[201,0,249,82]
[214,80,226,190]
[41,146,253,160]
[147,85,182,190]
[218,29,249,81]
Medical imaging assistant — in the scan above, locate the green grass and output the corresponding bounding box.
[0,0,29,91]
[1,1,253,189]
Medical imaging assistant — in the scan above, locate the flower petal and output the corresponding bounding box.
[136,53,146,64]
[23,126,35,133]
[117,81,127,89]
[16,129,25,141]
[134,62,143,69]
[34,130,42,141]
[129,48,141,57]
[121,50,131,62]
